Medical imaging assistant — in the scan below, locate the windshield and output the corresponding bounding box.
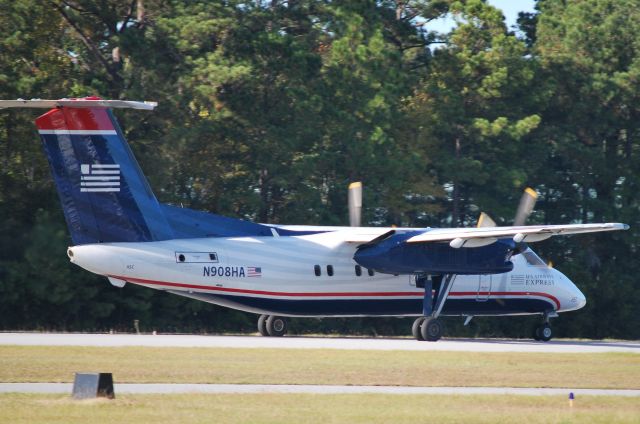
[521,250,546,267]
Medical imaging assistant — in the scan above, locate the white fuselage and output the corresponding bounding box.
[67,227,587,318]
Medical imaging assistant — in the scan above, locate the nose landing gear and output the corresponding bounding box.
[532,323,553,341]
[257,314,288,337]
[532,311,557,342]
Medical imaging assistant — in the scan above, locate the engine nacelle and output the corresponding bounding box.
[353,231,514,275]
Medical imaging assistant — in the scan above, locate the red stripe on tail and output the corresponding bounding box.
[35,97,115,131]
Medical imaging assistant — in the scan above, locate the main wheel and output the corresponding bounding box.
[537,324,553,342]
[412,317,426,341]
[266,315,288,337]
[420,318,444,342]
[257,314,269,336]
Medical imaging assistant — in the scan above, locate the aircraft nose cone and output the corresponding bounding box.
[568,280,587,311]
[554,269,587,311]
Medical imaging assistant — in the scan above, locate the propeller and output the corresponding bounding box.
[348,182,362,227]
[511,188,551,266]
[476,187,538,228]
[513,187,538,226]
[512,187,538,255]
[477,212,497,228]
[474,188,538,255]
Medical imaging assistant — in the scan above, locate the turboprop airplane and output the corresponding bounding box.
[0,98,629,341]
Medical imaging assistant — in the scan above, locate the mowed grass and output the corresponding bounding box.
[0,346,638,389]
[1,393,639,424]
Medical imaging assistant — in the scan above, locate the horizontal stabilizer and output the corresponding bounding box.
[0,99,156,110]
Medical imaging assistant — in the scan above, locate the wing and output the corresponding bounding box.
[342,223,628,247]
[405,223,629,248]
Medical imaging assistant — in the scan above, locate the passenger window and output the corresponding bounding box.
[314,265,321,276]
[368,268,375,277]
[327,265,334,277]
[355,265,362,276]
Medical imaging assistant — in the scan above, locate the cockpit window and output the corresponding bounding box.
[522,250,546,267]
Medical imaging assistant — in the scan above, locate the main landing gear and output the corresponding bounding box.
[411,274,455,342]
[257,314,288,337]
[532,311,557,342]
[412,316,445,341]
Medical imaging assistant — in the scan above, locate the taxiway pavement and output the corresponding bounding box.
[1,383,639,396]
[1,332,639,353]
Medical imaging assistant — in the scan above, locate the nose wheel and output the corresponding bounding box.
[532,311,556,342]
[532,323,553,342]
[257,314,288,337]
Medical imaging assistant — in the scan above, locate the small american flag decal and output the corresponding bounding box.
[247,267,262,277]
[80,163,120,192]
[511,275,525,285]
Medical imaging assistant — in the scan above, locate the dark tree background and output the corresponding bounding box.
[1,0,638,339]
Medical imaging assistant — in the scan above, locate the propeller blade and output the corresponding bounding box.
[348,182,363,227]
[477,212,497,228]
[513,187,537,226]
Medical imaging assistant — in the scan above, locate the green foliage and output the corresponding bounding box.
[0,0,638,339]
[406,0,543,226]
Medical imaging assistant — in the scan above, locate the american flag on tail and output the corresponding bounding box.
[80,163,120,192]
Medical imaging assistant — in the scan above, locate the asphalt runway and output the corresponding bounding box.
[1,383,638,397]
[1,332,639,353]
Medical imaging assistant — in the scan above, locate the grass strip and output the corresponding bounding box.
[0,346,638,389]
[1,393,639,424]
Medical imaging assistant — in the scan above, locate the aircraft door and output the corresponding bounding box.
[476,275,491,301]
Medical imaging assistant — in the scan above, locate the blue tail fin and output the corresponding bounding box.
[35,104,173,244]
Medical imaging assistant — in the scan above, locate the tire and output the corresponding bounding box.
[412,317,426,341]
[257,314,269,336]
[532,325,541,341]
[266,315,287,337]
[538,324,553,342]
[420,318,444,342]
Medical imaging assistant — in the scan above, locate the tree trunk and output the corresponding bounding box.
[452,137,461,227]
